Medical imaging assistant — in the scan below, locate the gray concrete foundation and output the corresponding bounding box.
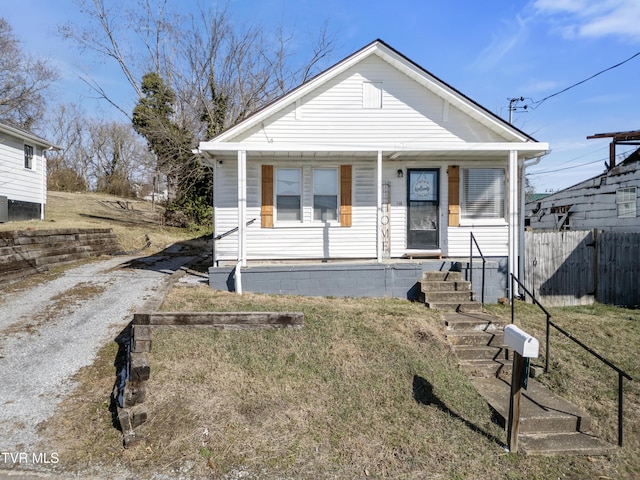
[209,258,508,303]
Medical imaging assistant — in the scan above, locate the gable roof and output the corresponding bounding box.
[0,121,60,150]
[208,39,538,145]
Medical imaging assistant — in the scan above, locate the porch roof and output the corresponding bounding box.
[197,141,549,165]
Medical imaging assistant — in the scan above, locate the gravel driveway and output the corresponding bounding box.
[0,251,197,460]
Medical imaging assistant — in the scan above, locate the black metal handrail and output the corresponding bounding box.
[510,273,633,447]
[469,233,486,305]
[214,218,257,241]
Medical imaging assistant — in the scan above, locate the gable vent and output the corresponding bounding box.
[363,81,382,109]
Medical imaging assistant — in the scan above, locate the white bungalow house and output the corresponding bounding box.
[0,122,59,222]
[197,39,549,300]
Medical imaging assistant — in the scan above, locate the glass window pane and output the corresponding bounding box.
[617,187,636,218]
[277,196,301,221]
[313,195,338,221]
[462,168,504,219]
[313,169,337,195]
[277,168,300,195]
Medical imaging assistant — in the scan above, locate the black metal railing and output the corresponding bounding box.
[469,233,486,305]
[510,273,633,447]
[214,218,257,241]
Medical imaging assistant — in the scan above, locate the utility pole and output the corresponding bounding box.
[508,97,528,124]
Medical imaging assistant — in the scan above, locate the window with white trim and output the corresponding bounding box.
[276,168,301,221]
[617,187,636,218]
[24,144,34,169]
[461,168,505,220]
[313,168,338,221]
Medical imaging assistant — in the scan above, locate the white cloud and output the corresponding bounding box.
[471,15,529,71]
[532,0,640,42]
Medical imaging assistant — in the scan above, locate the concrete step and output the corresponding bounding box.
[426,301,483,312]
[424,290,474,302]
[421,280,471,292]
[446,330,504,346]
[519,432,616,456]
[460,358,512,378]
[443,311,615,456]
[452,345,509,361]
[472,377,592,435]
[443,312,507,331]
[421,270,463,282]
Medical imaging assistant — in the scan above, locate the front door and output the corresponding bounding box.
[407,169,439,249]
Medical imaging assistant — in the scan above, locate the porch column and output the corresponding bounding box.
[238,150,247,268]
[377,150,383,263]
[508,150,519,291]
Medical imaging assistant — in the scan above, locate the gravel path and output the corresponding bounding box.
[0,253,196,457]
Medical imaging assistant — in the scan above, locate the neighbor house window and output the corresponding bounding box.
[313,168,338,221]
[461,168,505,220]
[276,168,301,221]
[363,81,382,109]
[617,187,636,218]
[24,144,34,169]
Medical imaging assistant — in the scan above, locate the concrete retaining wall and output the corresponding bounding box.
[0,228,121,286]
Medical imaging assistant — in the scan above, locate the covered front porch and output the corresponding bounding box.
[199,143,545,301]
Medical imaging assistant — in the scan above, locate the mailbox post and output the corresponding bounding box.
[503,324,539,453]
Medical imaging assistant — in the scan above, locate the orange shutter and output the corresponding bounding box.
[340,165,352,227]
[261,165,274,228]
[448,165,460,227]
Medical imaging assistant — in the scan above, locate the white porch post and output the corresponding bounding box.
[508,150,519,292]
[377,150,383,263]
[237,150,247,268]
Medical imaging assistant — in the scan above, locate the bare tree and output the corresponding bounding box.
[0,18,59,130]
[59,0,335,133]
[59,0,334,222]
[88,120,155,197]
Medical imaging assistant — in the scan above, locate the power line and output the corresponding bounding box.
[526,49,640,110]
[530,145,637,176]
[530,157,605,176]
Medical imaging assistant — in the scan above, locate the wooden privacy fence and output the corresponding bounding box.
[524,230,640,307]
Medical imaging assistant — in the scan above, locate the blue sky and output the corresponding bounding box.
[3,0,640,192]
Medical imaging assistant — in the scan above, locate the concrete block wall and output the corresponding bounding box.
[0,228,121,286]
[208,258,508,303]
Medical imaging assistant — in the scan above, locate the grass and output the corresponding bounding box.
[8,194,636,477]
[0,191,208,253]
[37,288,640,479]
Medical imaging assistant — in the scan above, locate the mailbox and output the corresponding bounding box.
[503,324,539,358]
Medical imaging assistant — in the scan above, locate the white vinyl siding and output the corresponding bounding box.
[461,168,505,220]
[447,226,509,257]
[0,131,46,206]
[231,55,509,146]
[617,187,636,218]
[214,160,376,261]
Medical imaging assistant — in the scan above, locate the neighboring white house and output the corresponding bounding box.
[0,122,59,222]
[526,147,640,232]
[197,39,549,283]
